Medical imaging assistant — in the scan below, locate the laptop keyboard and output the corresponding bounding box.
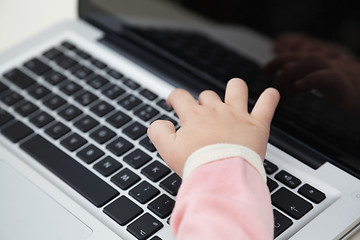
[0,40,326,239]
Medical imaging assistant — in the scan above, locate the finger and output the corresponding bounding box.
[224,78,248,111]
[251,88,280,125]
[167,89,198,118]
[198,90,222,106]
[147,120,176,160]
[261,53,302,74]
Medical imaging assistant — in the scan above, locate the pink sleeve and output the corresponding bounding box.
[170,157,274,240]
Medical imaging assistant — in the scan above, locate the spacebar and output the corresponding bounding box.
[20,135,119,207]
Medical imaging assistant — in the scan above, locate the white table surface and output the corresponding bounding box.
[0,1,359,239]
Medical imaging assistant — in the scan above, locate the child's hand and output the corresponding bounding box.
[147,78,280,176]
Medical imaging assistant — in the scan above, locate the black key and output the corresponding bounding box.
[142,161,171,182]
[150,237,162,240]
[129,181,160,204]
[1,121,33,143]
[43,70,66,85]
[74,49,91,60]
[61,41,76,50]
[28,84,51,99]
[140,136,156,152]
[20,135,119,207]
[140,89,158,101]
[123,122,147,140]
[124,149,152,169]
[60,133,87,151]
[93,156,122,177]
[43,94,66,110]
[298,184,326,204]
[90,126,116,144]
[102,84,125,100]
[74,115,99,132]
[0,109,14,127]
[263,160,278,175]
[123,78,140,90]
[148,194,175,219]
[14,101,39,117]
[30,111,54,128]
[43,48,62,60]
[72,66,93,79]
[134,105,159,122]
[0,82,9,93]
[90,101,114,117]
[156,99,172,112]
[107,69,123,79]
[267,177,279,192]
[111,168,141,190]
[127,213,163,240]
[77,144,104,164]
[272,188,313,220]
[104,196,143,226]
[273,209,293,238]
[275,170,301,189]
[90,58,107,69]
[87,75,109,89]
[106,137,134,156]
[45,122,70,139]
[4,69,36,89]
[159,173,182,196]
[1,91,23,106]
[75,91,98,106]
[59,81,81,96]
[106,111,131,128]
[24,58,51,75]
[58,105,83,121]
[54,54,78,69]
[156,115,178,127]
[118,94,141,110]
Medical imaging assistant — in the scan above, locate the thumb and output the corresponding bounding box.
[147,120,176,161]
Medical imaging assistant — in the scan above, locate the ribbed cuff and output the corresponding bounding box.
[182,144,266,182]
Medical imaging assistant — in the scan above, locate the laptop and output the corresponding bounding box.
[1,0,360,239]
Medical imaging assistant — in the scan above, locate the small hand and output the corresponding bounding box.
[147,78,280,176]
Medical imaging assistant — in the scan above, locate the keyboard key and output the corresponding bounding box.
[111,168,140,190]
[150,237,162,240]
[60,133,87,151]
[87,75,109,89]
[275,170,301,189]
[93,156,122,177]
[43,48,62,60]
[106,137,134,156]
[0,109,14,127]
[159,173,182,196]
[266,177,279,192]
[90,126,116,144]
[61,41,76,50]
[43,94,66,110]
[0,82,9,93]
[127,213,163,240]
[45,122,71,139]
[1,91,23,106]
[156,99,172,112]
[77,144,104,164]
[59,81,81,96]
[102,84,125,100]
[272,187,313,220]
[107,68,123,79]
[134,104,159,122]
[14,101,39,117]
[3,68,36,89]
[58,105,83,121]
[30,111,54,128]
[148,194,175,218]
[74,115,99,132]
[75,91,98,106]
[140,136,156,152]
[43,70,66,85]
[298,184,326,204]
[104,196,143,226]
[142,161,171,182]
[156,115,178,127]
[28,84,51,99]
[123,122,147,140]
[24,58,51,76]
[263,160,278,175]
[90,58,107,69]
[124,149,152,169]
[123,78,140,90]
[71,66,93,79]
[273,209,293,238]
[1,121,33,143]
[74,48,92,60]
[90,101,114,117]
[20,135,119,207]
[54,54,79,69]
[118,94,141,110]
[106,111,131,128]
[140,89,158,101]
[129,181,160,204]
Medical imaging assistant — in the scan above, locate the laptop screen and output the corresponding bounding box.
[80,0,360,178]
